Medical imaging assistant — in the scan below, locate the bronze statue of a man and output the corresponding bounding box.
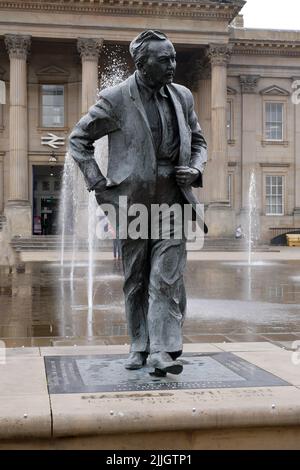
[69,30,207,376]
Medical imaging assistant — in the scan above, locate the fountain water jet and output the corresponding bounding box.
[87,191,98,309]
[59,45,130,316]
[59,152,76,268]
[223,169,263,267]
[247,169,260,266]
[70,167,79,289]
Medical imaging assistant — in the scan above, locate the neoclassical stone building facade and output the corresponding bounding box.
[0,0,300,241]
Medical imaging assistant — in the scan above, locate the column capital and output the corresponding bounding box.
[208,44,232,66]
[4,34,31,60]
[239,75,260,94]
[77,38,103,61]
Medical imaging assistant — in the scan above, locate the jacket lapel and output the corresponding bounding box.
[128,73,155,148]
[167,85,190,167]
[167,85,207,232]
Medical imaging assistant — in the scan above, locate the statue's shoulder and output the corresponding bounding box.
[98,76,131,103]
[98,83,122,102]
[91,77,132,119]
[169,82,193,102]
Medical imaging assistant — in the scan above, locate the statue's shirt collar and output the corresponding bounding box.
[135,72,168,101]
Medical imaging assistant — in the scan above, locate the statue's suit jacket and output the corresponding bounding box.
[69,72,208,228]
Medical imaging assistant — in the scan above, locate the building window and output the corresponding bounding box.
[265,102,283,141]
[265,175,284,216]
[227,100,233,141]
[41,84,65,128]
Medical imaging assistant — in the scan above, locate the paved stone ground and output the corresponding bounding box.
[1,248,300,350]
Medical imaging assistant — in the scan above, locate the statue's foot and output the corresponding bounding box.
[125,352,148,370]
[149,369,167,378]
[148,352,183,376]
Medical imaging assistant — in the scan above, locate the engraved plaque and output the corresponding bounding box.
[44,353,290,394]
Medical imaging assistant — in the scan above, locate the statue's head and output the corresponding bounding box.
[129,30,176,89]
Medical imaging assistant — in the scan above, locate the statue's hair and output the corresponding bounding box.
[129,30,169,67]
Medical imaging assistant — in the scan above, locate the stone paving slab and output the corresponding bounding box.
[233,350,300,387]
[214,342,282,352]
[40,343,222,356]
[0,357,48,397]
[3,347,40,357]
[178,343,223,353]
[40,345,130,356]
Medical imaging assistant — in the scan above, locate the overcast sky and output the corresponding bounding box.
[241,0,300,30]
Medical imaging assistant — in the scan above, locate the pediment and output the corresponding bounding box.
[36,66,69,77]
[260,85,290,96]
[227,86,237,95]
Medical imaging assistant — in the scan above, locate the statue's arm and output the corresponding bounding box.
[68,98,119,191]
[187,90,208,188]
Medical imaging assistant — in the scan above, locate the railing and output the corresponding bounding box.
[269,227,300,238]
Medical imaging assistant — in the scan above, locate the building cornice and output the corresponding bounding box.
[0,0,245,22]
[230,40,300,57]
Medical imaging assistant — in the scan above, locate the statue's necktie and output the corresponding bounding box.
[152,92,166,153]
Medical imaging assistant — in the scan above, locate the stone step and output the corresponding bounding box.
[10,236,113,252]
[9,235,271,253]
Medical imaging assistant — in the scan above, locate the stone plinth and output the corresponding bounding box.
[0,343,300,449]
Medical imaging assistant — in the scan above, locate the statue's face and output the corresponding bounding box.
[140,39,176,88]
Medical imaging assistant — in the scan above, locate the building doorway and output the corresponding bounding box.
[32,165,63,235]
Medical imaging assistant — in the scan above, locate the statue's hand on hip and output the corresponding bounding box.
[91,177,107,194]
[175,166,200,187]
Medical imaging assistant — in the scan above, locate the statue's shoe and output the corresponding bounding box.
[125,352,148,370]
[148,352,183,375]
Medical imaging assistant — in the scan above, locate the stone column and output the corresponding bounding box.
[196,75,211,206]
[76,38,103,238]
[4,34,31,237]
[186,58,211,206]
[239,75,260,212]
[77,38,103,114]
[205,44,233,236]
[209,44,231,205]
